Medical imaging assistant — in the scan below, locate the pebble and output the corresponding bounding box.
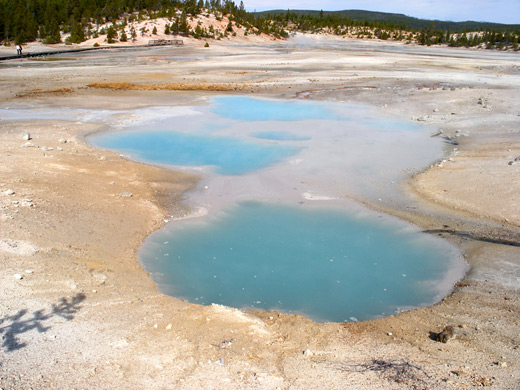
[120,192,133,198]
[14,273,23,280]
[451,370,468,377]
[57,146,63,151]
[4,189,15,195]
[23,133,31,140]
[99,156,106,161]
[165,323,172,330]
[303,349,313,356]
[58,138,67,144]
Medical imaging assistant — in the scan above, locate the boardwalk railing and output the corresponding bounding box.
[148,39,184,46]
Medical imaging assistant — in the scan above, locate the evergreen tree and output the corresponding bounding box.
[69,20,85,43]
[106,25,116,43]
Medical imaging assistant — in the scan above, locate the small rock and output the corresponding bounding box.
[58,138,67,144]
[22,142,38,148]
[478,377,492,386]
[42,146,53,151]
[508,161,516,166]
[21,199,33,207]
[165,323,172,330]
[120,192,133,198]
[434,325,456,343]
[23,133,31,140]
[387,332,393,336]
[24,269,33,274]
[99,156,106,161]
[57,146,63,151]
[14,273,23,280]
[433,108,439,112]
[109,181,115,185]
[4,189,15,195]
[303,349,313,356]
[451,370,468,377]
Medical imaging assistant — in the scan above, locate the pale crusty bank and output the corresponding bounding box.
[1,36,519,389]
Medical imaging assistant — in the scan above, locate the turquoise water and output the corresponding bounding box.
[90,130,301,175]
[85,96,462,322]
[211,96,345,121]
[141,201,459,323]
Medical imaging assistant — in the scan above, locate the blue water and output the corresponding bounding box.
[141,201,458,323]
[90,130,301,175]
[211,96,345,121]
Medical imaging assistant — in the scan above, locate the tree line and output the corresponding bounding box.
[0,0,287,44]
[260,10,520,50]
[0,0,518,50]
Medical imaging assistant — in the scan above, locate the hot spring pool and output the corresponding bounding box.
[141,201,462,322]
[86,96,465,322]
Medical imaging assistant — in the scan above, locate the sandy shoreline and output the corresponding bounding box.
[1,37,519,389]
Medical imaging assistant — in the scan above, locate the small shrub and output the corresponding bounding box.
[204,42,209,47]
[93,42,99,47]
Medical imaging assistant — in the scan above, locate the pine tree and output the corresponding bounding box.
[69,20,85,43]
[106,25,116,43]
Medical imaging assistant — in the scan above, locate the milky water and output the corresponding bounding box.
[0,96,466,322]
[141,201,462,322]
[90,129,301,175]
[87,96,466,322]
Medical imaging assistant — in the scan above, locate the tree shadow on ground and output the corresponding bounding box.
[0,293,86,352]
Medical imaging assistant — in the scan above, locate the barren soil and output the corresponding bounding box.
[1,36,519,389]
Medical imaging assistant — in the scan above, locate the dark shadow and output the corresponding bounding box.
[0,293,86,352]
[428,331,439,341]
[423,228,520,247]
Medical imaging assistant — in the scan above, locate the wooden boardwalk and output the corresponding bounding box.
[148,39,184,46]
[0,40,184,61]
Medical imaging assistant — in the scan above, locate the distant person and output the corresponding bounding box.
[16,45,22,56]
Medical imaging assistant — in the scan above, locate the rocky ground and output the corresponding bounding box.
[1,36,519,389]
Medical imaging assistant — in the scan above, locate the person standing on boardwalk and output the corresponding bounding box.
[16,45,22,56]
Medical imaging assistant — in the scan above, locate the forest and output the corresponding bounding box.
[0,0,287,44]
[1,0,518,50]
